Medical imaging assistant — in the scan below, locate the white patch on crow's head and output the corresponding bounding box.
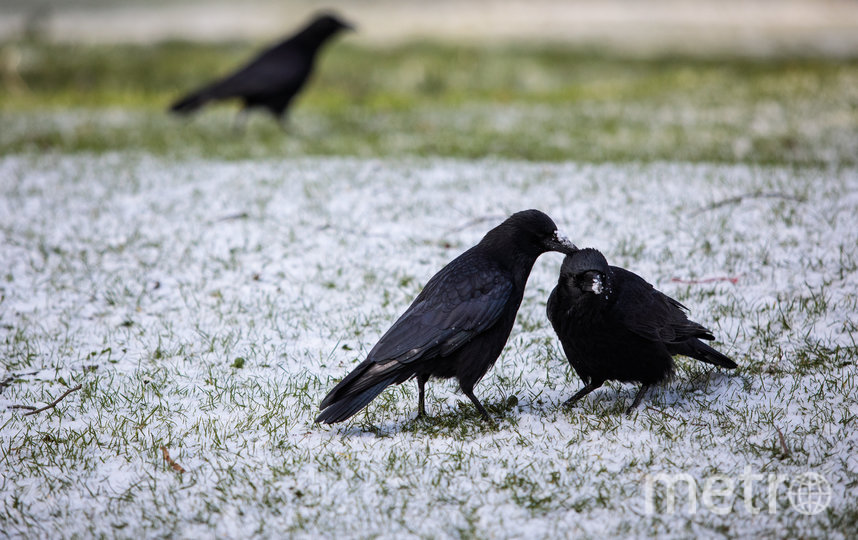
[590,274,603,295]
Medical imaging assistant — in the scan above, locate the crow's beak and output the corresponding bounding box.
[577,271,604,295]
[545,230,578,255]
[342,21,356,32]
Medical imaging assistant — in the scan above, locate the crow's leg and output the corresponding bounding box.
[626,384,652,415]
[233,108,249,134]
[461,386,492,422]
[274,109,299,135]
[416,374,429,418]
[563,380,603,407]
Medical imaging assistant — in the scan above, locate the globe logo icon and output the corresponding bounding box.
[788,472,831,515]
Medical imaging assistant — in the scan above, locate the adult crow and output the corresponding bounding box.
[169,13,352,123]
[316,210,578,425]
[546,248,736,414]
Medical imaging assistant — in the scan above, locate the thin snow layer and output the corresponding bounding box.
[0,154,856,538]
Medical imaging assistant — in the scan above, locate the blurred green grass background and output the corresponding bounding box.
[2,39,857,163]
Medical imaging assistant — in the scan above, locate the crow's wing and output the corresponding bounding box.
[367,254,513,366]
[317,251,513,413]
[610,266,714,344]
[203,46,309,100]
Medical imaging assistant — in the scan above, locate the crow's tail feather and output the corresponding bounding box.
[315,377,397,424]
[316,362,413,424]
[679,339,737,369]
[169,89,211,114]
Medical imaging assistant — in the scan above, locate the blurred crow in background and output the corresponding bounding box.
[547,248,736,414]
[316,210,578,425]
[169,13,352,125]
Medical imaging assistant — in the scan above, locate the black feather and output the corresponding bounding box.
[169,13,352,120]
[317,209,577,425]
[546,248,737,414]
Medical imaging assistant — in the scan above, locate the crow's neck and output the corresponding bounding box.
[485,244,542,290]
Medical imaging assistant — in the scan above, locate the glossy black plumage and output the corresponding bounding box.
[169,13,352,121]
[546,248,737,414]
[316,209,578,424]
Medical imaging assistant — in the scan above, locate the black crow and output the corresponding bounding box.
[546,248,737,414]
[316,210,578,425]
[169,13,352,123]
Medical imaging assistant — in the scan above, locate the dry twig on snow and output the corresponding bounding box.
[22,384,83,417]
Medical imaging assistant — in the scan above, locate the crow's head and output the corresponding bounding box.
[560,248,611,297]
[309,12,355,36]
[501,209,578,256]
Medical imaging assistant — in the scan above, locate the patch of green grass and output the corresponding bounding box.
[2,40,857,163]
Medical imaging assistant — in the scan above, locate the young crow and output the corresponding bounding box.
[316,210,578,425]
[546,248,736,414]
[169,13,352,124]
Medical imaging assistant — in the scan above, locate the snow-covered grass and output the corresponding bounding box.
[1,154,856,537]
